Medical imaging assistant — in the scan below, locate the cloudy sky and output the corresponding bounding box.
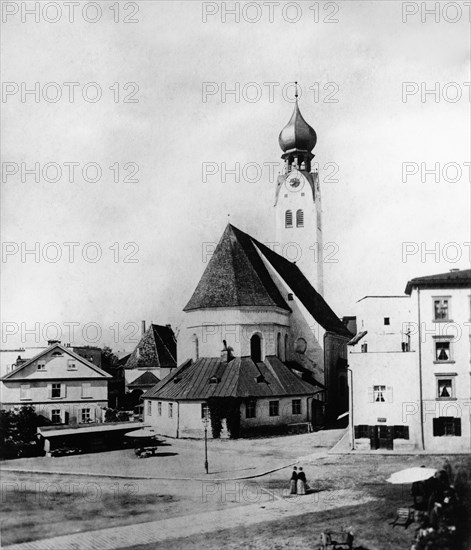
[2,0,470,352]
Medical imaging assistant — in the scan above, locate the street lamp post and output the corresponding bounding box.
[202,415,209,474]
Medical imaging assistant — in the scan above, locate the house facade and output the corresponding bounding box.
[348,269,471,452]
[0,343,111,425]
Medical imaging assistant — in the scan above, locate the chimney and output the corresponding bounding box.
[48,339,61,346]
[141,320,146,335]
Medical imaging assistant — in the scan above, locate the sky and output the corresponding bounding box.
[1,0,470,353]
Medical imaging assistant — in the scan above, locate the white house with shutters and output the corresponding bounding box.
[0,343,111,425]
[347,269,471,453]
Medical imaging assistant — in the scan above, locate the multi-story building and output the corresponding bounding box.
[1,342,111,425]
[348,268,470,452]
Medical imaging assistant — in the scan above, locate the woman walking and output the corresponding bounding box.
[297,467,307,495]
[290,466,298,494]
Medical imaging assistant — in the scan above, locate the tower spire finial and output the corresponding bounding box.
[294,81,299,100]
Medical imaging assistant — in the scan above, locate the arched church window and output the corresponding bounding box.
[296,209,304,227]
[250,334,262,363]
[276,333,281,358]
[285,210,293,228]
[284,334,289,359]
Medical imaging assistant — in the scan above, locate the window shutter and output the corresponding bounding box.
[61,384,67,398]
[367,387,374,403]
[386,386,393,403]
[454,418,461,436]
[47,383,52,399]
[89,407,95,422]
[433,418,440,436]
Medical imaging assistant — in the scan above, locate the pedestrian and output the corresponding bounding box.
[297,466,306,495]
[290,466,298,494]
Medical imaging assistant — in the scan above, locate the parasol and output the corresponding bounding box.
[386,467,437,484]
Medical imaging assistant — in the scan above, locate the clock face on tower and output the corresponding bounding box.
[286,172,304,192]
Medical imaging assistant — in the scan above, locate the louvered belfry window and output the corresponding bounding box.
[296,209,304,227]
[285,210,293,227]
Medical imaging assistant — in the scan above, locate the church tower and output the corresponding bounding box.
[274,92,324,295]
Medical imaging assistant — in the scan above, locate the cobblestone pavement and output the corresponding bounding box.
[3,489,378,550]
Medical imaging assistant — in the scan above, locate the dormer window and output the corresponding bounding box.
[255,374,265,384]
[37,362,46,371]
[52,351,62,357]
[208,376,219,384]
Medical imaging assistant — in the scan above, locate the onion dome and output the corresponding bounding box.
[278,101,317,153]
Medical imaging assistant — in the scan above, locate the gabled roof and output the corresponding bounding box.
[184,224,351,338]
[247,230,352,337]
[184,224,290,312]
[143,355,320,401]
[125,324,177,370]
[1,343,111,380]
[127,371,160,388]
[405,269,471,295]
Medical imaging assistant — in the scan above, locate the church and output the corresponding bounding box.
[143,97,352,438]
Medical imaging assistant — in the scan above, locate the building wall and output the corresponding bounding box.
[1,347,109,424]
[144,395,312,439]
[355,296,413,352]
[411,286,471,453]
[274,170,323,295]
[348,348,421,451]
[178,307,291,362]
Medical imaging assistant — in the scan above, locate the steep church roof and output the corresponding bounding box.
[144,355,320,401]
[184,224,290,312]
[125,324,177,370]
[184,224,351,338]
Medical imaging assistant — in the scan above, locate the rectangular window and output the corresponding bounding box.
[201,403,210,419]
[147,401,152,416]
[434,298,450,321]
[51,383,61,398]
[361,343,368,353]
[435,341,452,362]
[437,378,454,399]
[37,362,46,371]
[20,384,31,400]
[269,400,279,417]
[384,317,390,325]
[67,360,77,370]
[51,410,61,424]
[158,402,162,416]
[393,426,410,440]
[80,408,91,423]
[245,400,256,419]
[374,385,386,403]
[433,417,461,437]
[168,403,173,418]
[81,382,92,398]
[292,399,301,415]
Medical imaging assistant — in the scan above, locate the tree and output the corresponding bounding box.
[101,346,125,408]
[0,406,46,459]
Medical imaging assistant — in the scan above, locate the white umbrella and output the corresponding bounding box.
[386,467,437,484]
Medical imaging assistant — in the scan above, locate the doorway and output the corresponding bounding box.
[370,425,393,450]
